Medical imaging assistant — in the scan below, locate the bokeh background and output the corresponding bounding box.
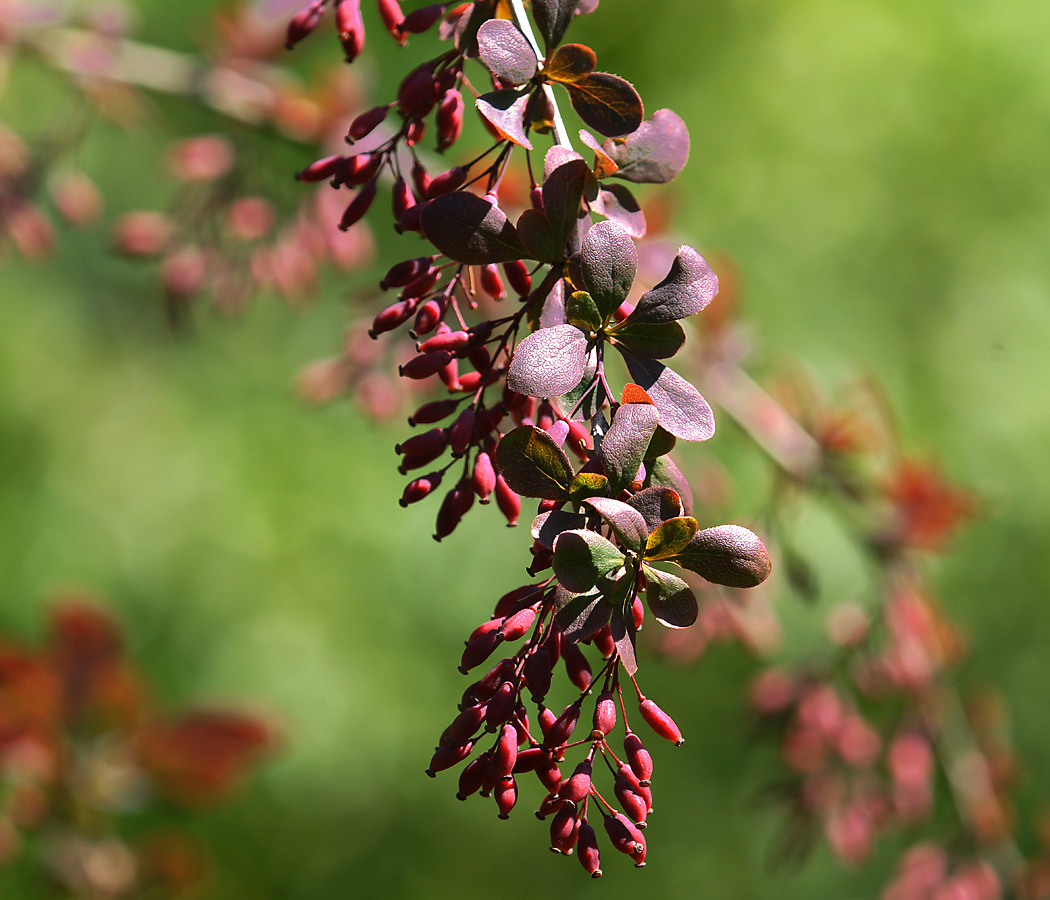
[2,0,1049,896]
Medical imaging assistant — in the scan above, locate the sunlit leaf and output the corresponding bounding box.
[532,509,587,549]
[557,589,611,642]
[673,524,772,588]
[566,290,602,332]
[420,192,526,264]
[646,455,693,515]
[477,19,538,85]
[644,516,698,560]
[627,486,683,529]
[643,565,698,628]
[601,400,659,496]
[553,529,625,592]
[567,471,609,502]
[610,604,637,675]
[476,89,534,149]
[579,220,636,319]
[563,72,643,137]
[496,425,575,501]
[611,320,685,359]
[602,108,690,183]
[629,245,718,323]
[508,323,588,397]
[583,496,649,553]
[545,43,597,83]
[591,183,645,238]
[621,354,715,442]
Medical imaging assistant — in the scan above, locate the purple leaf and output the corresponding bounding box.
[477,19,538,85]
[646,456,693,515]
[601,108,690,183]
[544,43,597,83]
[496,425,575,501]
[564,72,644,138]
[553,529,625,593]
[557,590,612,643]
[532,509,587,550]
[591,183,645,238]
[643,566,698,628]
[610,320,685,359]
[627,486,684,529]
[539,276,569,329]
[579,220,636,318]
[610,604,637,675]
[420,192,526,264]
[600,400,659,496]
[516,208,562,262]
[544,145,584,179]
[673,525,772,588]
[542,158,591,247]
[630,245,718,323]
[579,129,618,177]
[583,497,649,553]
[476,89,533,149]
[508,323,589,397]
[621,354,715,442]
[532,0,577,51]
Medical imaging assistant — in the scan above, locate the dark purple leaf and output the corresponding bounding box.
[564,72,643,137]
[644,516,698,560]
[516,208,562,262]
[476,89,533,149]
[542,158,591,247]
[477,19,538,85]
[532,0,577,51]
[579,220,636,319]
[591,183,645,237]
[557,590,612,643]
[582,497,649,553]
[420,192,526,264]
[553,529,625,593]
[673,525,772,588]
[627,486,684,529]
[609,604,637,675]
[600,400,659,496]
[610,320,685,359]
[643,565,698,628]
[532,510,587,550]
[646,455,693,515]
[496,425,575,501]
[544,43,597,83]
[508,323,588,397]
[630,246,718,324]
[621,354,715,442]
[601,108,690,183]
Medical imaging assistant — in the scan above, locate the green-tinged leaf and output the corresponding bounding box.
[516,208,562,262]
[557,590,612,642]
[627,486,683,529]
[476,89,534,149]
[477,19,538,85]
[621,353,715,442]
[645,516,699,560]
[566,291,602,332]
[644,426,676,460]
[420,191,526,264]
[579,220,636,319]
[601,400,659,496]
[531,509,587,550]
[583,496,649,553]
[629,245,718,324]
[610,604,637,675]
[673,525,773,588]
[564,72,644,137]
[590,183,645,238]
[646,455,693,514]
[496,425,574,501]
[602,108,690,183]
[611,320,686,359]
[542,158,590,248]
[545,43,596,83]
[532,0,576,51]
[568,471,609,502]
[552,529,625,592]
[508,324,588,397]
[643,565,698,628]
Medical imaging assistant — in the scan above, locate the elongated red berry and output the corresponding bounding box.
[392,177,416,219]
[639,696,684,745]
[399,350,452,380]
[472,451,497,503]
[442,703,487,745]
[400,470,442,507]
[512,747,546,774]
[614,775,648,826]
[604,812,644,859]
[485,681,517,728]
[457,753,489,799]
[296,154,345,183]
[624,731,654,784]
[436,90,464,152]
[409,399,459,426]
[562,641,592,691]
[412,298,443,335]
[459,629,503,674]
[395,427,447,457]
[500,606,536,642]
[398,63,435,115]
[400,2,445,33]
[419,329,470,353]
[382,256,430,290]
[550,801,579,854]
[335,0,365,61]
[577,821,602,877]
[593,691,617,736]
[369,299,415,338]
[503,259,531,297]
[447,407,475,456]
[400,268,440,301]
[541,703,580,751]
[426,739,473,776]
[286,0,325,49]
[523,648,552,701]
[377,0,406,41]
[346,104,389,143]
[397,444,445,474]
[494,776,517,818]
[593,624,616,659]
[536,757,562,793]
[494,475,520,527]
[494,723,518,777]
[425,166,467,200]
[559,759,592,804]
[339,181,377,231]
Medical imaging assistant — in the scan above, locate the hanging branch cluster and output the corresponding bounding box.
[284,0,772,875]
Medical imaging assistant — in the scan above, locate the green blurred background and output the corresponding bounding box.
[2,0,1050,896]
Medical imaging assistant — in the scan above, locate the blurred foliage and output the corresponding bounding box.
[1,0,1049,897]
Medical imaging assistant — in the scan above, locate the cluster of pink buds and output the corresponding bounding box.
[428,579,697,875]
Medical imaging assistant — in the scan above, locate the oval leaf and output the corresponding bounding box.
[553,529,626,592]
[568,471,609,503]
[580,219,636,319]
[532,0,577,51]
[590,183,645,238]
[643,565,698,628]
[673,524,772,588]
[630,245,718,324]
[508,323,588,397]
[601,400,659,496]
[646,455,693,515]
[611,320,686,359]
[420,192,526,264]
[583,496,649,554]
[564,72,643,137]
[566,290,602,332]
[496,425,575,501]
[621,354,715,442]
[627,486,683,530]
[609,604,637,675]
[542,157,591,247]
[602,108,690,183]
[476,89,534,149]
[516,207,562,262]
[644,516,699,560]
[545,42,597,83]
[532,509,587,550]
[478,19,538,85]
[579,128,619,177]
[557,589,612,643]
